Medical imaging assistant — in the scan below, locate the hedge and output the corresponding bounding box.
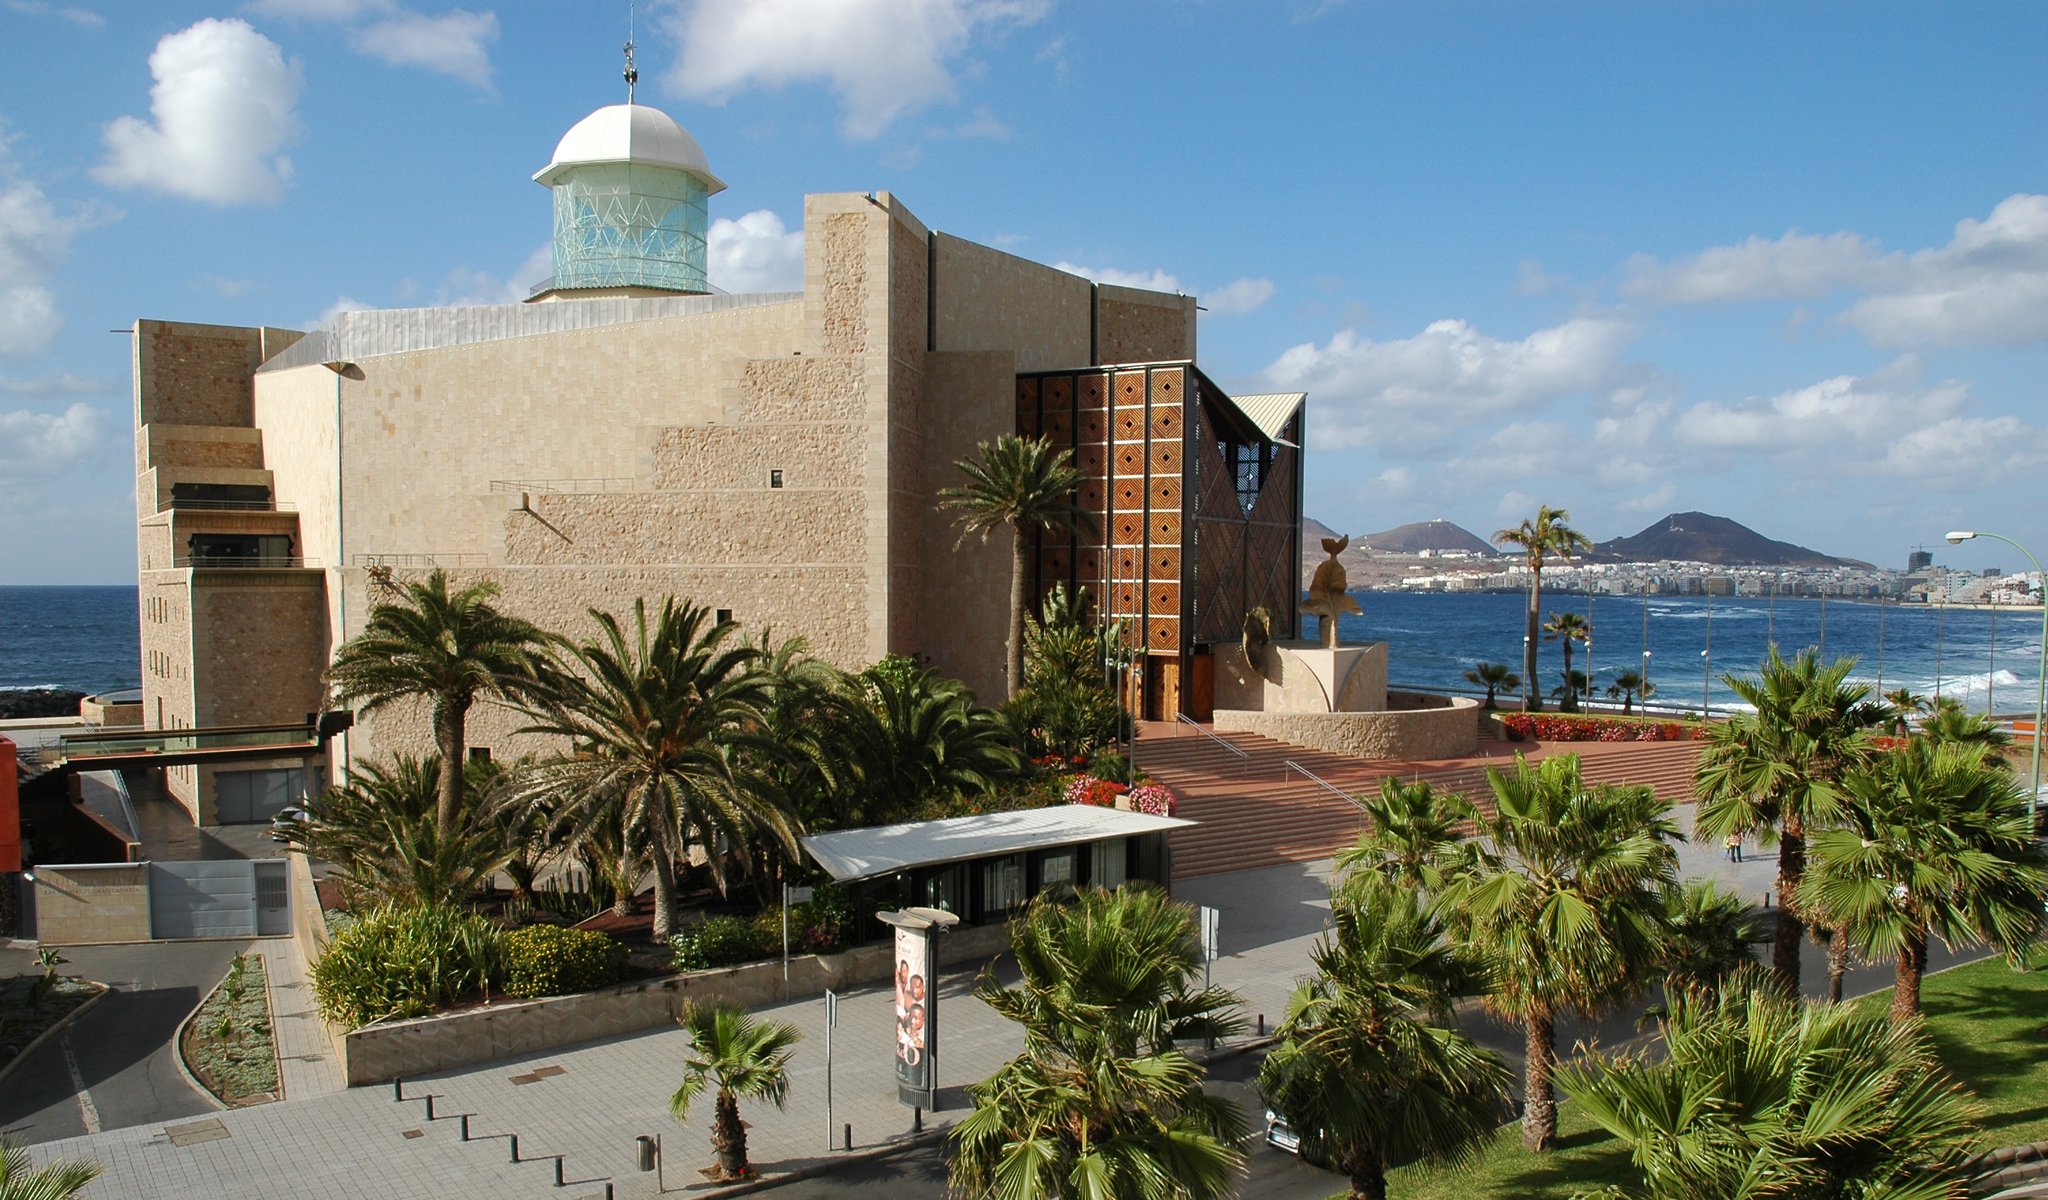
[501,924,630,999]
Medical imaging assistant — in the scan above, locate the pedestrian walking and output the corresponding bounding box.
[1724,831,1743,863]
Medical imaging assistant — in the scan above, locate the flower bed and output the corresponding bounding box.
[1500,714,1701,743]
[181,953,279,1105]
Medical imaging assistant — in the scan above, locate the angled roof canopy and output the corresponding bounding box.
[1224,392,1306,446]
[800,803,1191,883]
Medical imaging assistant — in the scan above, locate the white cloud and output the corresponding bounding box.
[307,294,372,328]
[1203,277,1275,315]
[95,19,302,206]
[1260,316,1636,449]
[196,275,256,297]
[1053,262,1182,292]
[0,166,100,356]
[433,243,549,305]
[1623,194,2048,348]
[0,371,112,396]
[708,209,805,293]
[1618,481,1677,513]
[352,9,499,89]
[0,402,105,461]
[666,0,1051,140]
[5,0,105,27]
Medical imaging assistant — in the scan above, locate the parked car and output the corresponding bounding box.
[1263,1109,1329,1167]
[268,806,308,843]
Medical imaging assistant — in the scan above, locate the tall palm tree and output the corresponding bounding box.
[1606,670,1652,716]
[1543,611,1591,712]
[502,599,799,941]
[1335,778,1480,896]
[828,664,1022,827]
[953,886,1248,1200]
[1462,662,1521,710]
[939,434,1096,701]
[1693,648,1886,991]
[1448,753,1680,1151]
[279,754,515,908]
[0,1139,101,1200]
[670,1003,802,1181]
[1494,507,1593,713]
[327,569,554,830]
[1803,739,2047,1022]
[1257,881,1510,1200]
[1557,972,1980,1199]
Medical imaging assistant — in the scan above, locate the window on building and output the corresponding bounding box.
[715,608,733,625]
[1218,439,1272,514]
[769,469,784,488]
[1090,839,1128,890]
[981,855,1027,916]
[468,747,491,762]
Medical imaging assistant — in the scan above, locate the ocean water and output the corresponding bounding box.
[0,586,141,693]
[0,585,2038,717]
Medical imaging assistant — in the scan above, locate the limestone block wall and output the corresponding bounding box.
[190,572,330,727]
[1213,696,1481,761]
[32,864,152,944]
[931,233,1093,373]
[249,364,341,570]
[133,320,298,428]
[136,424,264,474]
[1095,283,1196,364]
[506,491,865,566]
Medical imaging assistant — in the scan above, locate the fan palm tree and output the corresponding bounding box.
[1543,611,1592,712]
[1447,753,1680,1151]
[278,754,516,908]
[502,599,799,941]
[1335,778,1480,896]
[327,569,554,830]
[939,434,1096,701]
[1462,662,1521,710]
[1882,686,1928,736]
[1802,739,2047,1022]
[0,1139,101,1200]
[953,886,1248,1200]
[1692,648,1886,991]
[1551,669,1590,709]
[1656,879,1769,998]
[1494,506,1593,713]
[1556,972,1980,1199]
[1606,670,1652,716]
[1257,881,1510,1200]
[670,1003,802,1181]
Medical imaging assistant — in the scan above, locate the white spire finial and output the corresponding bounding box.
[623,1,638,103]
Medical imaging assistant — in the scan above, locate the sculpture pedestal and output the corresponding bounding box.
[1216,640,1387,714]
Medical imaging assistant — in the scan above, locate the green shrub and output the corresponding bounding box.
[311,904,503,1028]
[500,924,631,999]
[670,914,775,972]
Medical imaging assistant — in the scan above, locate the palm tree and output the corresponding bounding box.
[327,569,554,830]
[1803,739,2048,1022]
[1693,648,1886,991]
[1543,611,1591,712]
[1448,753,1680,1151]
[829,664,1022,827]
[1493,506,1592,713]
[1257,881,1510,1200]
[0,1139,101,1200]
[1656,879,1769,998]
[503,599,799,941]
[1882,686,1928,736]
[670,1003,802,1181]
[279,754,515,908]
[953,886,1248,1200]
[1606,670,1652,716]
[939,434,1096,701]
[1335,778,1480,896]
[1462,662,1521,710]
[1556,972,1980,1199]
[1551,669,1589,709]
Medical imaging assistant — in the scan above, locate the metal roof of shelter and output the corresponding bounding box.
[1226,392,1307,444]
[801,803,1192,883]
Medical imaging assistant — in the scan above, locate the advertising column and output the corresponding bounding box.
[878,906,958,1111]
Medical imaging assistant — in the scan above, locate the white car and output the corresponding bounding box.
[1263,1109,1328,1166]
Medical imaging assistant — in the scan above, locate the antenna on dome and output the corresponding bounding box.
[623,1,638,103]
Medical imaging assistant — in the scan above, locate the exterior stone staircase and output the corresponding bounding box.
[1134,722,1704,881]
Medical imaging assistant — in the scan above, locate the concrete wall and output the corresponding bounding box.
[32,864,153,944]
[1095,283,1196,364]
[1214,696,1481,761]
[337,921,1013,1086]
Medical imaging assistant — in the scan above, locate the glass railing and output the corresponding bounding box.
[59,722,317,761]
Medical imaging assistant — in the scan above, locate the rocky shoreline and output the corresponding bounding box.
[0,688,87,720]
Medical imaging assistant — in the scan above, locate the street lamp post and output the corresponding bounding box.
[1946,530,2047,829]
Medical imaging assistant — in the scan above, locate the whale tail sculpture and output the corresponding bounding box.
[1302,535,1363,648]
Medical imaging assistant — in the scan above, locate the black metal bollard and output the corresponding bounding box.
[912,1107,922,1133]
[393,1076,404,1102]
[554,1156,566,1187]
[425,1093,436,1120]
[636,1136,656,1171]
[460,1114,471,1141]
[1257,1013,1265,1037]
[844,1123,853,1151]
[605,1185,614,1200]
[509,1133,520,1163]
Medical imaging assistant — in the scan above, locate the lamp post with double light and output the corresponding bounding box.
[1946,530,2047,829]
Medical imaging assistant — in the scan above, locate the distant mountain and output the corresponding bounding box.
[1595,512,1869,568]
[1360,519,1496,555]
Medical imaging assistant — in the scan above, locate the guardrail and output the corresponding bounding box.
[173,556,319,569]
[488,478,637,495]
[351,553,488,568]
[160,499,296,513]
[1282,758,1368,812]
[1173,714,1248,774]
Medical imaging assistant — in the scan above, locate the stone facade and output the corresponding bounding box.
[31,864,153,944]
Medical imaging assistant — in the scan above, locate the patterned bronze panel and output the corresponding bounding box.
[1113,512,1145,544]
[1077,547,1106,585]
[1149,581,1181,613]
[1044,406,1073,441]
[1148,441,1181,476]
[1114,444,1145,476]
[1044,375,1073,409]
[1150,510,1182,546]
[1078,374,1108,410]
[1078,478,1107,513]
[1148,546,1181,581]
[1146,618,1179,651]
[1078,408,1108,442]
[1042,546,1072,579]
[1076,445,1108,476]
[1112,582,1141,613]
[1149,368,1183,403]
[1112,477,1145,512]
[1108,546,1141,580]
[1149,403,1182,440]
[1149,476,1181,512]
[1113,407,1145,440]
[1114,372,1147,408]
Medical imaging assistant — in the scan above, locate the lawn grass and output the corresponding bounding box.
[1379,950,2048,1199]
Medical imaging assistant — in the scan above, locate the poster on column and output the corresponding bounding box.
[893,922,933,1105]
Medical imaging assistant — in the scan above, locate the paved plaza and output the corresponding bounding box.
[9,806,1879,1199]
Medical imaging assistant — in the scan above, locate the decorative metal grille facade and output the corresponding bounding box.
[549,163,710,293]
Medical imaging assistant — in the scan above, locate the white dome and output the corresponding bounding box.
[533,103,725,193]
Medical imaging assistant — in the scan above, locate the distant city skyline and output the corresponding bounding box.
[1,2,2044,582]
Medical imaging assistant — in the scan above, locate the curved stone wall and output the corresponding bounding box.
[1213,693,1480,761]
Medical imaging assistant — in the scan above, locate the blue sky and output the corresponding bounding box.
[2,0,2044,583]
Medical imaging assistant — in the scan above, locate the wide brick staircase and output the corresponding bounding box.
[1135,722,1704,881]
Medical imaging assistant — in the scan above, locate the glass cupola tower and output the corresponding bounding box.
[532,103,725,297]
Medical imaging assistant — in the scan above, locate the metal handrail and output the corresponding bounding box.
[352,553,488,568]
[489,478,636,495]
[161,499,296,513]
[1282,759,1368,813]
[1173,714,1248,772]
[173,556,318,569]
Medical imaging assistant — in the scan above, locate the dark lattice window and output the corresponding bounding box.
[1220,440,1271,514]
